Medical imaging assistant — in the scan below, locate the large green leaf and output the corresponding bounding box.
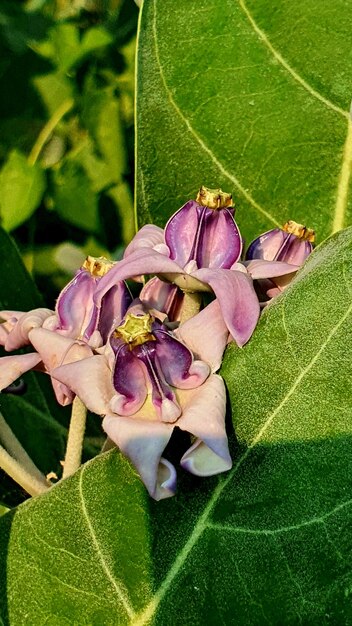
[2,227,352,623]
[136,0,352,243]
[0,451,152,626]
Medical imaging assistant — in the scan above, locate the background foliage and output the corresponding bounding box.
[0,0,138,306]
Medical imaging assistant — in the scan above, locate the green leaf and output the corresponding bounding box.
[33,24,113,73]
[0,150,45,231]
[2,227,352,623]
[32,71,74,117]
[0,451,153,625]
[136,0,352,243]
[52,159,99,232]
[82,86,127,183]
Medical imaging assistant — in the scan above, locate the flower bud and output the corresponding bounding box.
[165,186,242,270]
[246,220,314,266]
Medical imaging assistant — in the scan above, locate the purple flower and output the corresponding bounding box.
[52,300,232,500]
[0,256,131,403]
[56,255,131,346]
[245,220,315,299]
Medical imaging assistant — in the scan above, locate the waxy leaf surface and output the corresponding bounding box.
[1,227,352,623]
[136,0,352,243]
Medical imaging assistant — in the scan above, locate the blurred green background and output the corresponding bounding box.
[0,0,139,307]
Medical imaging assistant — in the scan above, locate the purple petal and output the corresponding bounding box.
[177,374,232,475]
[0,353,42,390]
[95,249,184,309]
[165,200,242,269]
[123,225,166,257]
[246,229,313,265]
[52,355,114,415]
[102,414,175,500]
[196,207,242,268]
[175,300,229,372]
[112,344,147,415]
[192,268,260,347]
[245,259,300,279]
[135,343,181,423]
[4,308,54,351]
[165,200,204,267]
[56,269,97,340]
[140,277,184,322]
[98,282,132,343]
[153,327,209,389]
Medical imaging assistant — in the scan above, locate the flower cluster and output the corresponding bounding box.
[0,186,314,500]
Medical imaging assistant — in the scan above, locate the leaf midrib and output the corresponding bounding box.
[149,0,351,236]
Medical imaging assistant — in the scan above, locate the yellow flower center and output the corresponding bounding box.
[82,255,115,277]
[114,313,155,349]
[196,185,233,210]
[282,220,315,243]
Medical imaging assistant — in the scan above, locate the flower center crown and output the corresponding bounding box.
[114,313,155,349]
[196,185,233,210]
[282,220,315,242]
[82,255,115,277]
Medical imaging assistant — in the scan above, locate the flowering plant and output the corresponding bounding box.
[0,1,351,623]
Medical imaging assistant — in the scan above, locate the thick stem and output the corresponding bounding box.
[0,412,47,484]
[28,98,74,166]
[0,445,49,496]
[62,397,87,479]
[179,291,202,324]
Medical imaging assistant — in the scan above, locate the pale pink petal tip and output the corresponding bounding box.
[102,415,174,500]
[155,458,177,500]
[0,353,42,391]
[180,439,232,477]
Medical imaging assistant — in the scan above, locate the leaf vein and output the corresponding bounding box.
[78,465,135,619]
[237,0,348,119]
[131,298,352,626]
[152,0,280,227]
[332,119,352,234]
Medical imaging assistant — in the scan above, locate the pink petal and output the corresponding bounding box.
[51,378,75,407]
[192,268,260,347]
[177,374,232,475]
[123,225,166,257]
[180,439,232,476]
[140,277,183,321]
[0,353,42,390]
[4,308,54,351]
[95,249,184,308]
[52,355,114,415]
[102,414,175,500]
[245,259,300,279]
[175,300,229,372]
[28,328,92,371]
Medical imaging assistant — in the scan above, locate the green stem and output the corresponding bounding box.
[28,98,74,166]
[0,445,49,496]
[0,412,48,484]
[62,397,87,479]
[179,291,202,324]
